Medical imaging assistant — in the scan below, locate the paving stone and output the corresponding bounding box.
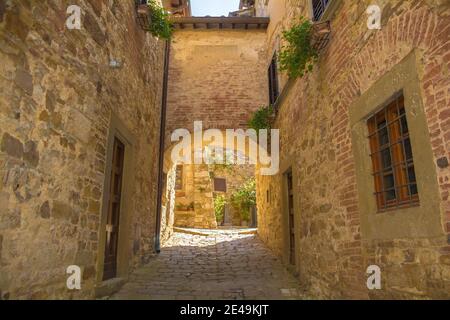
[111,230,305,300]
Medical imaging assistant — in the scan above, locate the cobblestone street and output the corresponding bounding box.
[111,230,303,300]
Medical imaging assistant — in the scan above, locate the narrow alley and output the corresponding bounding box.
[111,230,302,300]
[1,0,449,302]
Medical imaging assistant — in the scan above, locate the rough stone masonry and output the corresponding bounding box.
[257,0,450,299]
[0,0,164,299]
[0,0,449,301]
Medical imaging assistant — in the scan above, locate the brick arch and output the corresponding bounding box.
[164,128,269,167]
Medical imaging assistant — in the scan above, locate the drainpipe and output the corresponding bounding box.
[155,39,171,254]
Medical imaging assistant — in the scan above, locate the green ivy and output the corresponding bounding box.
[278,16,318,79]
[248,105,274,133]
[146,0,173,40]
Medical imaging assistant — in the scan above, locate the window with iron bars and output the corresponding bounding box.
[367,93,419,212]
[312,0,331,21]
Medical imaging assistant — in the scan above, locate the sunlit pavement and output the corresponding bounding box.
[111,229,303,300]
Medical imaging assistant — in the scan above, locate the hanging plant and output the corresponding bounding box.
[248,105,275,133]
[144,0,173,40]
[278,16,318,79]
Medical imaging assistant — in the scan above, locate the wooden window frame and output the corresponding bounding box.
[367,93,419,212]
[268,52,279,105]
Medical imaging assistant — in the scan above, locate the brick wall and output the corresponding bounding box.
[257,0,450,299]
[0,0,164,299]
[166,29,268,141]
[165,29,268,231]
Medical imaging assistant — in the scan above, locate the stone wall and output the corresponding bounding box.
[257,0,450,299]
[212,165,255,227]
[171,162,255,229]
[0,0,165,299]
[161,159,177,243]
[174,163,217,229]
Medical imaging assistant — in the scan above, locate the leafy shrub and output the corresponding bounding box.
[248,105,274,133]
[230,179,256,222]
[214,195,227,224]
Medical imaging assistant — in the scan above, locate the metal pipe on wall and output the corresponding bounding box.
[154,39,171,253]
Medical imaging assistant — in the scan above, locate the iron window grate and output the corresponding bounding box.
[367,93,419,212]
[312,0,331,21]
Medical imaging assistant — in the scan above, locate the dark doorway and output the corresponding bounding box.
[250,206,257,228]
[286,170,296,265]
[103,137,125,281]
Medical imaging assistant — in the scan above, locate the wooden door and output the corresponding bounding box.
[287,171,296,265]
[103,137,125,281]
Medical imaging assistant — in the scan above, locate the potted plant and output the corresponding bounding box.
[230,179,256,227]
[214,195,227,226]
[240,209,250,227]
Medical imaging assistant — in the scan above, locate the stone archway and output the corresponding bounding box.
[160,128,270,234]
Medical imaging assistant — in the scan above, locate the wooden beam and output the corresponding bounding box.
[169,17,270,30]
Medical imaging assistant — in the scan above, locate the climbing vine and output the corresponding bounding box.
[278,16,318,79]
[248,105,275,133]
[145,0,173,39]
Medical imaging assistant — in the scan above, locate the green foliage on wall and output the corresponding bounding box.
[214,195,227,224]
[146,0,173,40]
[278,17,318,79]
[248,105,275,133]
[230,178,256,222]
